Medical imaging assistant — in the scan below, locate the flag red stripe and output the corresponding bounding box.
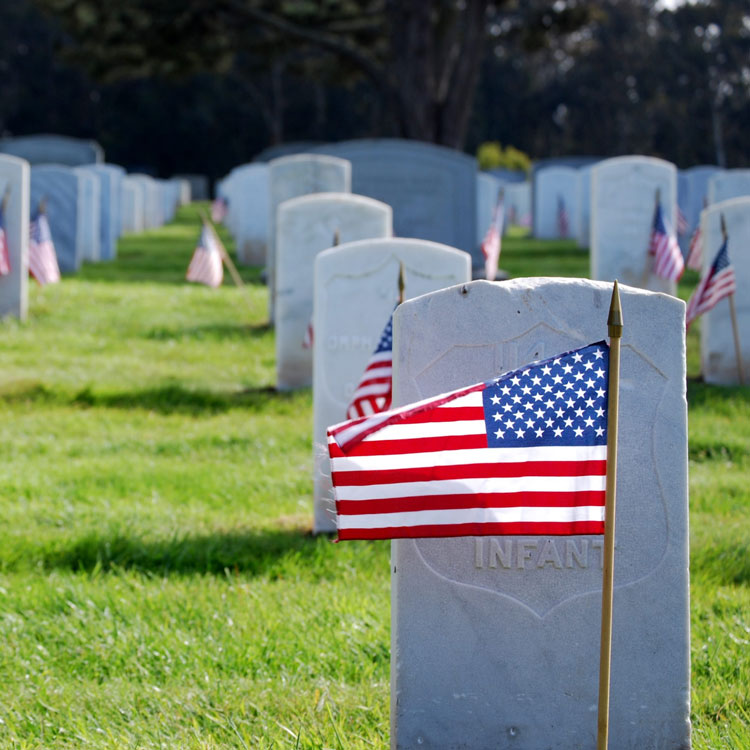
[337,520,605,540]
[336,489,605,516]
[329,433,489,458]
[333,459,606,486]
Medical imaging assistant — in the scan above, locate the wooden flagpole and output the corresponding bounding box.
[597,280,623,750]
[720,214,745,385]
[398,261,405,305]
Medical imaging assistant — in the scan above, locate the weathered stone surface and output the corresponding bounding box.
[313,238,471,533]
[591,156,678,295]
[268,154,351,322]
[0,154,30,320]
[699,197,750,385]
[276,193,392,392]
[390,277,690,750]
[313,139,478,265]
[534,166,579,239]
[0,134,103,166]
[30,165,83,273]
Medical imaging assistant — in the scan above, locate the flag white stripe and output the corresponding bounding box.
[363,419,487,441]
[338,504,606,530]
[351,381,392,400]
[335,474,606,501]
[330,444,607,472]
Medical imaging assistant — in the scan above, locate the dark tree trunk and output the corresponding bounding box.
[385,0,490,149]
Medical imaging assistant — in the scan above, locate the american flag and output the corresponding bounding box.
[0,207,10,277]
[557,195,569,238]
[328,341,609,540]
[28,212,61,285]
[345,312,394,420]
[677,206,689,236]
[186,224,223,288]
[481,195,504,281]
[648,203,684,281]
[685,239,736,330]
[211,196,228,224]
[686,225,703,271]
[302,317,314,349]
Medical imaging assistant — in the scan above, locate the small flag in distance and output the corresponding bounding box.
[649,202,684,281]
[28,212,61,286]
[186,224,223,288]
[685,238,736,329]
[0,207,10,277]
[345,311,394,420]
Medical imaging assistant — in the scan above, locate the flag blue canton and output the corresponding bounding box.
[711,240,730,273]
[482,342,609,448]
[375,316,393,354]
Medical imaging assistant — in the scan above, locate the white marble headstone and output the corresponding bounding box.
[576,165,593,248]
[276,194,392,392]
[313,238,472,533]
[87,164,124,256]
[129,174,162,229]
[591,156,678,295]
[708,169,750,205]
[699,197,750,385]
[390,277,690,750]
[477,172,501,247]
[268,154,351,321]
[121,178,144,234]
[222,164,269,265]
[534,166,579,239]
[0,134,103,166]
[504,182,531,227]
[73,168,101,262]
[30,165,84,273]
[0,155,30,320]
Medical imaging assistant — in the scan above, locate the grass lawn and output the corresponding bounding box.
[0,208,747,748]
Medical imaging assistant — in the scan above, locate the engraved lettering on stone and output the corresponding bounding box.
[565,539,588,568]
[490,539,513,569]
[536,538,563,569]
[516,541,537,569]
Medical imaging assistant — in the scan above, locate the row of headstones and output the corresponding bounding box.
[215,139,533,280]
[0,153,191,320]
[535,156,750,248]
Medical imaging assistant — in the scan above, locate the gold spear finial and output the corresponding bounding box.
[1,185,10,214]
[608,280,623,339]
[720,213,728,242]
[333,229,340,247]
[398,262,405,305]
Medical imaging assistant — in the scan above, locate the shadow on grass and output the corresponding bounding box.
[1,381,304,415]
[144,322,272,341]
[41,527,333,578]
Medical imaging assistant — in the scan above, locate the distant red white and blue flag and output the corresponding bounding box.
[345,312,394,420]
[685,238,736,330]
[677,206,689,236]
[648,203,684,281]
[186,224,223,288]
[0,206,11,277]
[211,196,228,224]
[28,212,61,286]
[686,224,703,271]
[481,194,504,281]
[328,341,609,540]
